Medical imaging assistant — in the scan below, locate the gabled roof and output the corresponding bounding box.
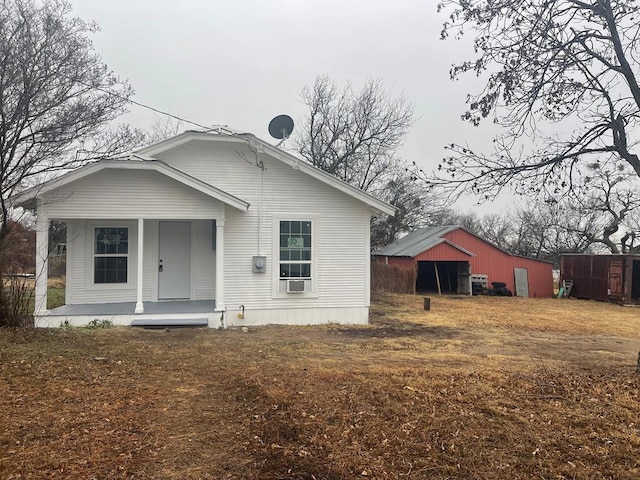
[374,225,467,257]
[137,130,396,216]
[376,224,555,264]
[13,156,251,211]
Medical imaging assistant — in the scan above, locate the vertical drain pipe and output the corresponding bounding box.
[247,140,265,256]
[258,158,263,255]
[245,140,265,323]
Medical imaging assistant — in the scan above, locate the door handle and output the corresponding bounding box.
[159,259,163,272]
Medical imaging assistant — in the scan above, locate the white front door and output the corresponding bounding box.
[159,221,191,299]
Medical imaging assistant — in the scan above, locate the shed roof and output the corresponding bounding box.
[376,225,554,265]
[374,225,463,257]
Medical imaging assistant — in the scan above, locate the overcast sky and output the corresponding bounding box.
[73,0,498,210]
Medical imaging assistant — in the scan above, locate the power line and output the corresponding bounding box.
[126,97,214,131]
[85,80,215,131]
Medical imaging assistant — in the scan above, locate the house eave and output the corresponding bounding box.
[234,134,397,216]
[11,158,251,212]
[136,130,247,157]
[136,130,396,216]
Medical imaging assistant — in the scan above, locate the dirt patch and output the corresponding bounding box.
[331,320,462,339]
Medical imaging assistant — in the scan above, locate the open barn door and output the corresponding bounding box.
[417,261,470,295]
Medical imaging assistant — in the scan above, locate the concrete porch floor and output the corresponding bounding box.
[48,299,216,316]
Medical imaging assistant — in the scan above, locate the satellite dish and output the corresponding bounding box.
[268,114,294,140]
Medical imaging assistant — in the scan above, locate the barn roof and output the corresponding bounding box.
[374,225,467,257]
[376,225,554,265]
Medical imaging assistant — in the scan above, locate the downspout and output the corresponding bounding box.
[243,140,265,322]
[246,140,265,255]
[258,161,263,255]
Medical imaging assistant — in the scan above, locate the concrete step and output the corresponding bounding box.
[130,317,208,327]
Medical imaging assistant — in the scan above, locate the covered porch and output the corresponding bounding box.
[33,217,229,327]
[12,158,251,328]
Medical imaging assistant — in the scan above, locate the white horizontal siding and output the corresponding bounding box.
[53,138,374,320]
[66,219,138,304]
[219,154,371,311]
[225,306,369,326]
[317,214,368,301]
[223,208,273,306]
[142,220,158,301]
[153,141,260,207]
[40,169,224,219]
[65,220,84,305]
[194,220,216,300]
[264,158,370,307]
[65,219,216,306]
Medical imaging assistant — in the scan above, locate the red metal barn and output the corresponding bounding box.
[560,254,640,304]
[374,226,554,298]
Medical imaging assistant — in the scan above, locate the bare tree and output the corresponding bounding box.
[422,0,640,200]
[565,160,640,253]
[146,115,186,143]
[427,208,484,233]
[1,219,35,274]
[431,203,600,266]
[297,75,424,246]
[0,0,135,325]
[0,0,134,241]
[506,160,640,262]
[427,208,517,247]
[508,202,597,265]
[369,168,427,251]
[297,75,415,190]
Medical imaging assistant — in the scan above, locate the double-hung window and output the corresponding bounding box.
[279,220,311,278]
[94,227,129,284]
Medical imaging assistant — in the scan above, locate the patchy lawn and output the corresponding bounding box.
[45,288,65,310]
[20,277,66,314]
[1,294,639,479]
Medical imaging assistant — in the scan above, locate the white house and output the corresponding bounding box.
[14,130,395,328]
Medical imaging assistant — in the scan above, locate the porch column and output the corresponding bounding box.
[215,218,225,311]
[34,211,49,317]
[135,218,144,314]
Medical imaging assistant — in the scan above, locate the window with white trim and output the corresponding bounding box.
[279,220,311,278]
[94,227,128,284]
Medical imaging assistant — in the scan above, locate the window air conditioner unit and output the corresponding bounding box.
[286,279,306,293]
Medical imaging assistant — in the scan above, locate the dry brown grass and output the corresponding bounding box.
[16,275,66,290]
[1,294,639,479]
[378,293,640,337]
